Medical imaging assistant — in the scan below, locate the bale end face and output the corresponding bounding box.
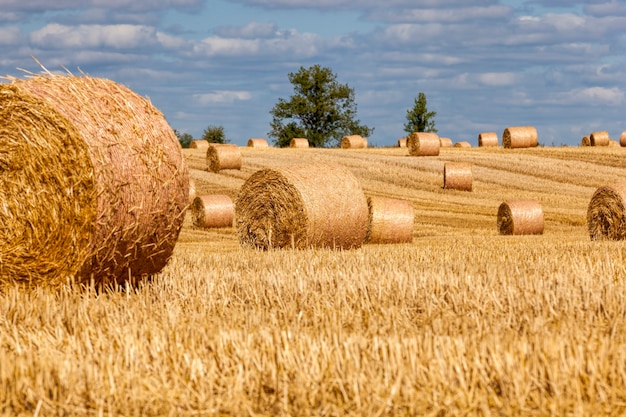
[587,183,626,241]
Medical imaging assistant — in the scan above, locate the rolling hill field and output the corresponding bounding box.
[3,144,626,416]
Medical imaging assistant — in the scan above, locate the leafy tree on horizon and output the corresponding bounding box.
[202,125,230,144]
[404,92,437,135]
[269,64,374,148]
[174,129,194,148]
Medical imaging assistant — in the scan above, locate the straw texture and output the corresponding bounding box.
[365,196,414,244]
[341,135,368,149]
[289,138,309,148]
[478,132,498,147]
[502,126,538,149]
[443,162,473,191]
[620,131,626,147]
[247,138,269,148]
[397,138,407,148]
[235,163,369,249]
[0,74,188,287]
[192,194,234,228]
[581,136,591,147]
[206,143,242,172]
[587,182,626,241]
[189,140,209,149]
[408,132,440,156]
[454,141,471,148]
[590,131,610,147]
[497,200,544,235]
[439,137,453,148]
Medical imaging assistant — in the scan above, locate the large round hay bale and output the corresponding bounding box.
[478,132,498,147]
[289,138,309,148]
[341,135,367,149]
[365,196,414,244]
[206,143,242,173]
[581,136,591,147]
[439,137,453,148]
[192,195,234,228]
[502,126,538,149]
[0,74,188,287]
[620,131,626,147]
[590,131,610,147]
[247,138,269,148]
[497,200,544,235]
[454,141,471,148]
[407,132,440,156]
[443,162,473,191]
[189,140,209,149]
[397,138,407,148]
[235,163,368,249]
[587,182,626,240]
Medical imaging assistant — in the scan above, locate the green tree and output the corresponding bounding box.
[269,64,374,148]
[174,129,194,148]
[404,92,437,135]
[202,125,230,144]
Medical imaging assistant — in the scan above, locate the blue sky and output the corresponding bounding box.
[1,0,625,146]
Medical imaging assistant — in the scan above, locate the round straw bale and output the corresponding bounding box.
[189,140,209,149]
[454,141,471,148]
[620,131,626,147]
[192,195,234,228]
[478,132,498,147]
[188,178,197,205]
[408,132,440,156]
[289,138,309,148]
[398,138,407,148]
[502,126,538,149]
[365,196,414,244]
[206,143,242,172]
[247,138,269,148]
[586,182,626,240]
[581,136,591,147]
[341,135,368,149]
[439,137,453,148]
[609,139,620,148]
[443,162,473,191]
[590,131,610,147]
[235,163,368,249]
[0,74,188,287]
[497,200,544,235]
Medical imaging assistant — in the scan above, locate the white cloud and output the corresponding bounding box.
[193,30,321,57]
[193,91,252,105]
[0,27,22,45]
[554,86,625,105]
[216,21,278,39]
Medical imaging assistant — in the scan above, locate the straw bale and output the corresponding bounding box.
[397,138,407,148]
[0,74,188,287]
[590,131,610,147]
[587,182,626,240]
[188,178,197,205]
[620,131,626,147]
[247,138,269,148]
[440,137,453,148]
[502,126,538,149]
[192,194,234,228]
[341,135,368,149]
[609,139,620,148]
[454,141,471,148]
[365,196,414,244]
[443,162,473,191]
[581,136,591,147]
[407,132,440,156]
[289,138,309,148]
[189,140,209,149]
[497,200,544,235]
[235,163,368,249]
[206,143,242,172]
[478,132,498,147]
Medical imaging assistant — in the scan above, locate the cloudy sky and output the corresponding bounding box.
[1,0,625,147]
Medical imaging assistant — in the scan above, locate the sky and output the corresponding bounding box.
[1,0,625,147]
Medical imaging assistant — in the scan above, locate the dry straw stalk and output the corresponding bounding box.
[478,132,498,147]
[0,74,188,287]
[408,132,440,156]
[365,196,414,244]
[439,137,453,148]
[289,138,309,148]
[247,138,269,148]
[502,126,538,149]
[235,163,368,249]
[206,143,242,173]
[590,131,610,147]
[189,140,209,149]
[443,162,473,191]
[587,182,626,241]
[497,200,544,235]
[192,194,234,228]
[341,135,368,149]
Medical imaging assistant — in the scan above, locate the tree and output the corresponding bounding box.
[269,64,374,148]
[404,92,437,135]
[202,125,230,144]
[174,129,194,148]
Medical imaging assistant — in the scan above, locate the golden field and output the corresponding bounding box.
[3,144,626,416]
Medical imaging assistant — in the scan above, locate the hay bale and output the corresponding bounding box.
[408,132,440,156]
[443,162,473,191]
[365,196,414,244]
[190,140,209,149]
[235,163,368,249]
[581,136,591,147]
[206,143,242,173]
[620,131,626,147]
[191,195,234,228]
[440,137,453,148]
[247,138,269,148]
[587,182,626,240]
[590,131,610,147]
[0,74,188,287]
[454,141,471,148]
[289,138,309,148]
[502,126,538,149]
[497,200,544,235]
[188,178,197,205]
[609,139,620,148]
[478,132,498,147]
[397,138,407,148]
[341,135,368,149]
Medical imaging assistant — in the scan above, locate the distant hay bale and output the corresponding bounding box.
[587,182,626,240]
[206,143,242,172]
[478,132,498,147]
[0,74,189,287]
[620,131,626,147]
[440,137,453,148]
[408,132,440,156]
[609,139,620,148]
[502,126,538,149]
[235,163,368,249]
[289,138,309,148]
[497,200,544,235]
[247,138,269,148]
[443,162,473,191]
[454,141,471,148]
[581,136,591,147]
[590,131,610,147]
[341,135,368,149]
[189,140,209,149]
[192,195,234,228]
[188,178,197,205]
[365,196,414,244]
[398,138,407,148]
